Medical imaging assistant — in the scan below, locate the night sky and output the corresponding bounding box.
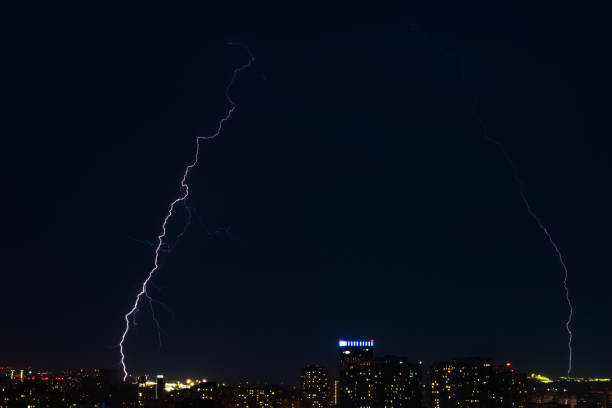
[2,1,612,383]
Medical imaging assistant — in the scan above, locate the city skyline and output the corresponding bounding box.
[1,339,610,407]
[3,0,612,390]
[2,339,609,386]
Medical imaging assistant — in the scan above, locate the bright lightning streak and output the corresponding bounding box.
[118,43,254,381]
[129,202,224,349]
[129,204,189,348]
[474,106,574,377]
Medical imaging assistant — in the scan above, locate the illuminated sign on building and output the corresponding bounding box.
[338,339,374,347]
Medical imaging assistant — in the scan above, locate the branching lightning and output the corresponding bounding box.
[474,105,574,377]
[118,43,254,381]
[144,292,163,349]
[129,237,172,253]
[128,204,190,349]
[129,203,192,254]
[128,203,227,349]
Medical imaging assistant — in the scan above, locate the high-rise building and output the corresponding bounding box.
[490,363,527,408]
[430,358,527,408]
[373,356,422,408]
[137,375,155,404]
[156,374,165,400]
[338,339,376,408]
[430,357,493,408]
[332,379,341,407]
[301,365,330,408]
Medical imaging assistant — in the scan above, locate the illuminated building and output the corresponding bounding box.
[332,379,341,407]
[490,363,527,408]
[430,358,528,408]
[137,375,156,403]
[194,381,218,400]
[156,374,165,400]
[430,357,493,408]
[301,365,329,408]
[338,339,376,408]
[373,356,422,408]
[232,383,300,408]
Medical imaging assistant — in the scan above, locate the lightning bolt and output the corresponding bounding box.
[128,203,190,348]
[144,292,163,349]
[129,237,172,253]
[129,195,227,349]
[474,104,574,377]
[118,42,254,381]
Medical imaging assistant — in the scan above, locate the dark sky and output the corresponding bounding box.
[2,1,612,383]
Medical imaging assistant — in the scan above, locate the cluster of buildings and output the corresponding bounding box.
[1,339,610,407]
[334,340,422,408]
[526,375,612,408]
[330,340,611,408]
[0,366,136,407]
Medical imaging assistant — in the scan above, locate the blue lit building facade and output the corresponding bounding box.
[337,340,423,408]
[338,340,376,408]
